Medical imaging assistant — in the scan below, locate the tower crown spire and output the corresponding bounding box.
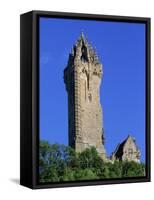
[79,31,87,44]
[80,31,85,40]
[75,31,87,46]
[69,32,101,67]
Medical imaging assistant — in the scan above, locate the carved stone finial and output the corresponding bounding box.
[81,31,84,39]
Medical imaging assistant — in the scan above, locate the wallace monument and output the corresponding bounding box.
[64,33,141,163]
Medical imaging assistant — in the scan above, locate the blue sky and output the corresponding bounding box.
[39,17,145,161]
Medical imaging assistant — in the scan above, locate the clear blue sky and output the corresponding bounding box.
[39,17,145,161]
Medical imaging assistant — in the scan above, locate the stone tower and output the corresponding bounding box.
[64,33,106,159]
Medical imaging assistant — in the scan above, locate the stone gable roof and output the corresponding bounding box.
[112,135,140,162]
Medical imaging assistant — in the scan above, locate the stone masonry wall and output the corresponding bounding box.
[64,33,106,160]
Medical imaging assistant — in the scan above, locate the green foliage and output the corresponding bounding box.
[121,161,145,177]
[39,140,145,183]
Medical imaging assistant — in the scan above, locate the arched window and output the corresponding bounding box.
[88,93,92,102]
[128,148,133,159]
[81,45,88,62]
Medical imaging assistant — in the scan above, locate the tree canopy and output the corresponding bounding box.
[39,141,145,183]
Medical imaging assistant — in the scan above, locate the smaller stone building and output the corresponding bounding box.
[111,135,141,163]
